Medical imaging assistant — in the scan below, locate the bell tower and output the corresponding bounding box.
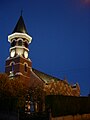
[5,15,32,79]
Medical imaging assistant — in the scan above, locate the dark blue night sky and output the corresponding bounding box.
[0,0,90,96]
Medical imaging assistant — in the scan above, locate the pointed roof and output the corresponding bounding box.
[12,15,28,34]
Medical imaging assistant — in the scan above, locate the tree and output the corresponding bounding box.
[0,74,27,111]
[0,73,46,113]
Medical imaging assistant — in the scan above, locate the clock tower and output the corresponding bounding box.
[5,15,32,80]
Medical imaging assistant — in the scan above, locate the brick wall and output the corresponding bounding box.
[51,113,90,120]
[44,80,80,96]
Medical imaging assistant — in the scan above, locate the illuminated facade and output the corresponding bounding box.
[5,16,32,79]
[5,15,80,112]
[5,16,80,113]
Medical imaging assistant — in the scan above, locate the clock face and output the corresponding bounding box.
[24,51,28,58]
[11,50,15,57]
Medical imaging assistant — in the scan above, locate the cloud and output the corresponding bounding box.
[81,0,90,4]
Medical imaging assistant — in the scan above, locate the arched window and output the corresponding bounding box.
[24,64,27,72]
[10,61,15,71]
[24,62,28,72]
[11,40,16,47]
[24,41,28,48]
[12,63,14,71]
[18,40,22,46]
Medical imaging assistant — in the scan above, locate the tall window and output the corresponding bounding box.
[24,64,27,72]
[12,63,14,71]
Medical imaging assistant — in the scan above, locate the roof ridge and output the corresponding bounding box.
[31,69,45,83]
[32,68,63,83]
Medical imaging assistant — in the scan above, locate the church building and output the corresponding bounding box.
[5,15,80,111]
[5,15,43,88]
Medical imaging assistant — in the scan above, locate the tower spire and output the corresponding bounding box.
[12,15,28,34]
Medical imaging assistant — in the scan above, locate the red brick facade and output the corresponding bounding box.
[5,56,32,78]
[5,56,44,88]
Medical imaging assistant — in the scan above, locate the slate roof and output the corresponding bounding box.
[32,68,63,84]
[12,15,28,34]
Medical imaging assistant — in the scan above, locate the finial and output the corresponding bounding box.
[21,9,23,16]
